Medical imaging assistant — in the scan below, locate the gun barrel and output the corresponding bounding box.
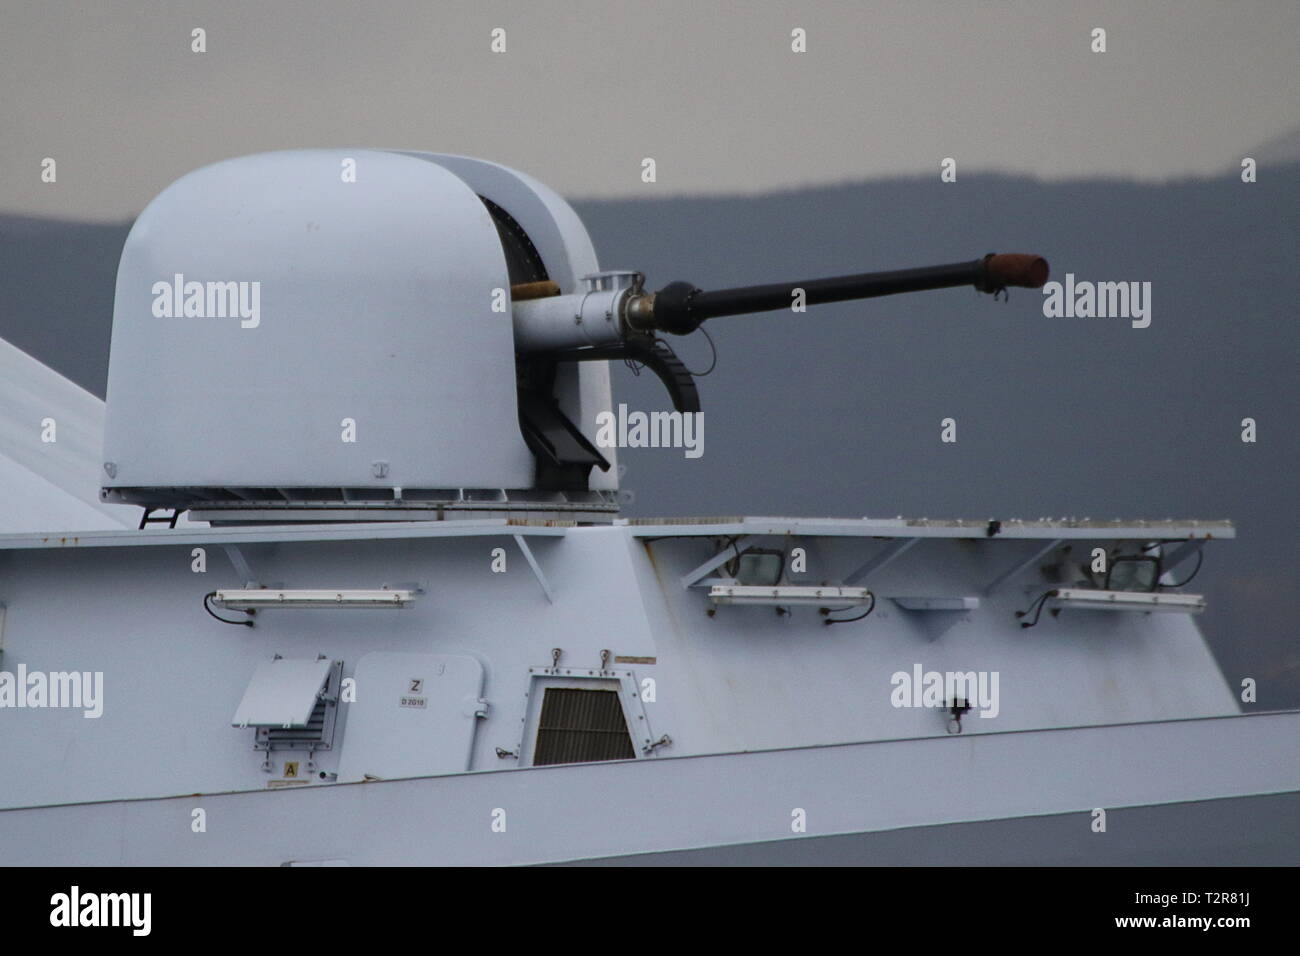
[632,253,1049,335]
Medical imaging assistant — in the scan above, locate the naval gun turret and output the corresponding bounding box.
[99,149,1047,524]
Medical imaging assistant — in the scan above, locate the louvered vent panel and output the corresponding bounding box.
[249,660,343,753]
[257,696,329,748]
[533,687,635,766]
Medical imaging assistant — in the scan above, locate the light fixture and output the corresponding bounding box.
[725,549,785,587]
[1047,588,1204,614]
[1105,555,1161,592]
[709,585,872,607]
[213,588,416,610]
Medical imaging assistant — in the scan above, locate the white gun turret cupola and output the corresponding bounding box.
[101,149,621,523]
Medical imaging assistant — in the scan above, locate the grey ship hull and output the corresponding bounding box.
[1,517,1295,866]
[1,708,1295,865]
[570,792,1300,866]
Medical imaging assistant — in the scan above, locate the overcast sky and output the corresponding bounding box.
[2,1,1297,221]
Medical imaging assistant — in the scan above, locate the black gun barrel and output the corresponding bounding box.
[631,253,1049,335]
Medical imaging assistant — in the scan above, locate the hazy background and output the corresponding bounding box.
[1,2,1297,704]
[3,1,1299,219]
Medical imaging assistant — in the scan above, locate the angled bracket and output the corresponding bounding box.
[1160,540,1205,578]
[223,545,258,587]
[681,535,764,589]
[983,538,1064,595]
[844,538,920,586]
[513,534,553,604]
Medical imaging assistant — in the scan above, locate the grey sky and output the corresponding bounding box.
[2,0,1297,222]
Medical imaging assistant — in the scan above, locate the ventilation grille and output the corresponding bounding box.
[534,688,635,766]
[256,696,329,749]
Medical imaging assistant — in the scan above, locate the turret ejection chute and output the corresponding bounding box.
[99,149,1048,524]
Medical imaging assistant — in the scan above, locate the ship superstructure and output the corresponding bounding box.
[0,150,1294,865]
